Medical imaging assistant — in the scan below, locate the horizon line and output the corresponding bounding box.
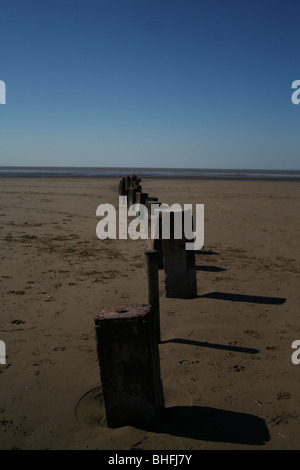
[0,165,299,172]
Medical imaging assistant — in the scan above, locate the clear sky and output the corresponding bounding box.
[0,0,299,169]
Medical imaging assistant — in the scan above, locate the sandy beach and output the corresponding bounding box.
[0,176,300,450]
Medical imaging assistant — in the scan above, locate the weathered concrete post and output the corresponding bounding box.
[144,250,160,343]
[94,305,164,428]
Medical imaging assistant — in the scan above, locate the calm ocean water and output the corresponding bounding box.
[0,167,300,180]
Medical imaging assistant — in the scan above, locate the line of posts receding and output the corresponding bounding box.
[94,175,198,428]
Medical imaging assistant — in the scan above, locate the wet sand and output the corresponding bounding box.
[0,177,300,450]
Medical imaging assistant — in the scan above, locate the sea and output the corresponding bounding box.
[0,167,300,180]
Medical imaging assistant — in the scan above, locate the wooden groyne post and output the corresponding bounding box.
[118,177,126,196]
[136,191,148,205]
[94,305,164,428]
[144,250,160,343]
[127,187,136,207]
[158,207,197,299]
[146,201,163,269]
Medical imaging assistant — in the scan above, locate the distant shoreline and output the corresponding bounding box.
[1,167,300,180]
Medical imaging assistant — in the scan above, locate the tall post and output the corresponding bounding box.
[159,208,197,299]
[94,305,164,428]
[148,204,163,269]
[163,236,197,298]
[144,250,160,343]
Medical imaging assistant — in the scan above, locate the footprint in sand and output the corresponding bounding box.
[230,364,246,372]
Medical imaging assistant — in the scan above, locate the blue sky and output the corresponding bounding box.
[0,0,299,169]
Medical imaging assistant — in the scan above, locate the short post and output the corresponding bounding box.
[144,250,160,343]
[94,305,164,428]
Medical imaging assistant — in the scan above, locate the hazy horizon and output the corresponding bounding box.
[0,165,300,171]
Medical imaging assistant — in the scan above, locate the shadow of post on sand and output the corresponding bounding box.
[199,291,286,305]
[139,406,270,446]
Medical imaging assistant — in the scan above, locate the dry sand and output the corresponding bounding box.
[0,177,300,450]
